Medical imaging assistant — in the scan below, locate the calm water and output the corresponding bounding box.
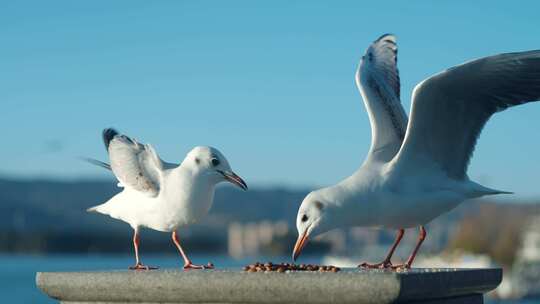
[0,254,316,303]
[0,254,251,303]
[0,254,536,303]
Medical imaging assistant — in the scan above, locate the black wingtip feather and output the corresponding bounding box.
[102,128,119,150]
[376,33,396,43]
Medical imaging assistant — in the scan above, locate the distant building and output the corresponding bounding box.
[517,215,540,262]
[498,215,540,299]
[227,221,289,258]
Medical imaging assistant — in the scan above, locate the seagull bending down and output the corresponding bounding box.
[87,128,247,270]
[292,34,540,269]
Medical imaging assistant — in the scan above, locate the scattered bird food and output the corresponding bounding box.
[243,262,340,273]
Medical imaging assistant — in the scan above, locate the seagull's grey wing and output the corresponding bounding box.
[394,50,540,179]
[103,128,164,197]
[356,34,408,163]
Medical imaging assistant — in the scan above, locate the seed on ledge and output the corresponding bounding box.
[243,262,341,273]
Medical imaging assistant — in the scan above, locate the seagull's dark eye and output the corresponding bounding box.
[301,214,308,222]
[211,158,220,167]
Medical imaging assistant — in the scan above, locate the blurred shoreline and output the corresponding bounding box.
[1,176,540,300]
[1,177,539,261]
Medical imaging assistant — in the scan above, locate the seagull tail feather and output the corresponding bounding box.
[86,206,99,213]
[468,181,513,197]
[482,189,514,195]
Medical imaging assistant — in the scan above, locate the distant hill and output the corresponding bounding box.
[0,177,537,255]
[0,177,309,253]
[0,178,309,231]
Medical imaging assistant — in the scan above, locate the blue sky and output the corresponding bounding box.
[1,1,540,197]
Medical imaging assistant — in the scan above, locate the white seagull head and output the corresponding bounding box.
[292,191,334,261]
[184,146,248,191]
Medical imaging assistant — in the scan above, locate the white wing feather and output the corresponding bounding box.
[107,133,164,197]
[356,34,408,163]
[393,50,540,179]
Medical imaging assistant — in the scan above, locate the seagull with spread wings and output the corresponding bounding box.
[87,128,247,270]
[292,34,540,269]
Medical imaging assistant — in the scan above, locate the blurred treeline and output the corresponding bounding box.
[448,203,540,266]
[0,177,538,267]
[0,177,306,254]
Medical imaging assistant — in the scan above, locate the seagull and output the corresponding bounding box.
[87,128,248,270]
[292,34,540,269]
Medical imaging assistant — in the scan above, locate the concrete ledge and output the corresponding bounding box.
[36,268,502,304]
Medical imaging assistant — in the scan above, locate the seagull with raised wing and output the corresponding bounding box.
[292,34,540,269]
[87,128,247,270]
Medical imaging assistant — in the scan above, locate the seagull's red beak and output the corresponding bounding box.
[292,229,309,262]
[222,171,248,191]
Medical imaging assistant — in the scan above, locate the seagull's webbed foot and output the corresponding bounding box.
[359,261,412,271]
[387,263,411,270]
[358,260,393,269]
[129,263,159,270]
[183,262,214,270]
[359,229,406,270]
[173,231,215,270]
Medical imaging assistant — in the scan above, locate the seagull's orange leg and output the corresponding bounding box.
[172,230,214,270]
[392,226,426,269]
[359,228,405,269]
[129,229,158,270]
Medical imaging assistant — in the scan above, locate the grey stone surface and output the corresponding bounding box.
[36,268,502,304]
